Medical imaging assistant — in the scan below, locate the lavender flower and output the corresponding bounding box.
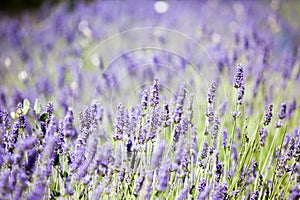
[25,148,38,175]
[41,135,58,177]
[156,161,169,192]
[278,101,287,120]
[151,140,166,169]
[113,104,126,140]
[141,89,149,111]
[13,170,28,200]
[197,183,211,200]
[287,138,295,160]
[222,128,228,148]
[215,161,223,182]
[46,101,54,122]
[250,190,259,200]
[150,79,160,107]
[275,101,287,128]
[288,184,300,200]
[211,115,220,147]
[176,181,190,200]
[174,83,187,124]
[172,135,185,170]
[8,121,20,153]
[198,178,207,193]
[135,169,145,195]
[211,183,227,200]
[26,179,47,200]
[200,140,209,160]
[234,64,244,89]
[161,103,171,127]
[207,81,217,104]
[237,84,245,105]
[186,93,194,123]
[92,182,103,200]
[148,107,160,141]
[288,98,296,118]
[263,104,273,126]
[0,169,11,198]
[259,127,268,146]
[205,104,215,126]
[142,172,154,199]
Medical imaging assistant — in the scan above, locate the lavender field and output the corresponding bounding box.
[0,0,300,199]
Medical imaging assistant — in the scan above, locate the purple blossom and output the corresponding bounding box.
[176,181,190,200]
[237,84,245,105]
[8,121,20,153]
[161,103,171,127]
[222,128,228,148]
[148,107,160,141]
[234,64,244,89]
[92,182,103,199]
[141,89,149,111]
[156,162,169,192]
[207,81,217,104]
[250,190,259,200]
[259,127,268,146]
[64,107,77,139]
[113,104,126,141]
[278,101,287,120]
[288,184,300,200]
[212,115,220,147]
[263,104,273,126]
[200,140,209,160]
[215,160,223,182]
[174,83,187,124]
[198,178,207,193]
[26,179,47,200]
[186,93,194,123]
[142,172,154,199]
[288,98,296,118]
[135,169,145,195]
[150,79,160,107]
[0,169,12,198]
[151,140,166,169]
[211,183,227,200]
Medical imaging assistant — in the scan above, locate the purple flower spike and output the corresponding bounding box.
[150,79,160,107]
[173,83,187,124]
[237,84,245,105]
[278,101,287,120]
[156,162,169,192]
[263,104,273,126]
[207,81,217,104]
[141,89,149,110]
[222,128,228,148]
[234,64,244,89]
[64,107,77,139]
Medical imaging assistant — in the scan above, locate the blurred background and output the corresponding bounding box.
[0,0,299,118]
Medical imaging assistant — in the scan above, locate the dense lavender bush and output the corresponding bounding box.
[0,0,300,199]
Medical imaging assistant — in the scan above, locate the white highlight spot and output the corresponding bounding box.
[18,71,28,81]
[4,57,11,68]
[78,20,92,38]
[154,1,169,14]
[91,54,100,67]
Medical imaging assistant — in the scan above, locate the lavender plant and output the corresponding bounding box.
[0,0,300,200]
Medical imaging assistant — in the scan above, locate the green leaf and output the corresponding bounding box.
[63,171,69,178]
[22,99,30,115]
[34,99,41,115]
[39,112,48,122]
